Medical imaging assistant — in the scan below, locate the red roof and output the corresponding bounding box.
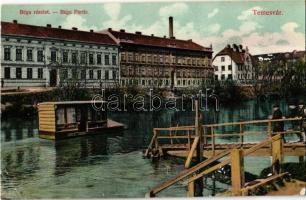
[1,21,117,46]
[214,46,248,64]
[107,29,212,52]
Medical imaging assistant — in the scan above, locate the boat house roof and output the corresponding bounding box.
[38,100,106,106]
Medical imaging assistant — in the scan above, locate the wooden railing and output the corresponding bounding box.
[145,134,285,197]
[144,125,196,158]
[145,117,303,158]
[202,117,303,156]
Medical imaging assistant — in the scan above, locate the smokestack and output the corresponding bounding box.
[169,16,174,39]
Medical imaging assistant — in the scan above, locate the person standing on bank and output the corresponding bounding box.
[297,101,306,144]
[271,104,285,142]
[288,100,299,130]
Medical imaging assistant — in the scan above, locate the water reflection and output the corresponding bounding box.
[54,133,123,176]
[1,118,38,142]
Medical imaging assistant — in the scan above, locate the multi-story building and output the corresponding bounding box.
[1,20,119,88]
[253,50,305,82]
[103,17,214,88]
[213,44,254,82]
[253,50,305,63]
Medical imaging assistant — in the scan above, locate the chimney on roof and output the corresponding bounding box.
[46,24,51,28]
[108,28,112,31]
[58,26,62,29]
[163,35,166,38]
[232,44,239,52]
[151,34,154,36]
[13,20,18,24]
[169,16,174,39]
[135,31,142,35]
[90,29,94,32]
[120,29,125,32]
[72,27,78,31]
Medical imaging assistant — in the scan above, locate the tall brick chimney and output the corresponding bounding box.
[169,16,174,39]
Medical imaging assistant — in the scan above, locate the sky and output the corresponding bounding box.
[1,0,305,55]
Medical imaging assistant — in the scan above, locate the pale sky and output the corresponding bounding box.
[1,0,305,55]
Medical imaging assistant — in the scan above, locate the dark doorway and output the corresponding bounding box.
[49,69,57,87]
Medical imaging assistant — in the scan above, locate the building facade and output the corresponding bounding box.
[253,50,306,82]
[213,44,254,82]
[1,20,119,88]
[103,17,214,88]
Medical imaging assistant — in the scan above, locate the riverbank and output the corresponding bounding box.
[1,84,306,118]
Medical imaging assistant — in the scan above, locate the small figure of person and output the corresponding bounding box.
[288,100,299,130]
[272,104,285,142]
[1,78,4,88]
[297,101,306,144]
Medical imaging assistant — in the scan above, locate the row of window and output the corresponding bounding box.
[122,79,170,86]
[215,65,252,72]
[3,38,116,50]
[215,65,232,71]
[216,74,233,80]
[52,51,117,65]
[121,79,206,87]
[4,47,117,65]
[216,73,253,80]
[237,65,252,71]
[220,56,251,64]
[177,79,204,86]
[4,67,43,79]
[122,66,211,78]
[3,67,117,80]
[60,69,116,80]
[121,52,209,66]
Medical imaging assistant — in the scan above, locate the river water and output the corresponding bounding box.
[1,99,304,198]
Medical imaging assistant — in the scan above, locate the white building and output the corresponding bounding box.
[1,20,119,88]
[213,44,254,82]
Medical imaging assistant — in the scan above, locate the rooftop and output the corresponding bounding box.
[253,50,305,61]
[214,44,249,64]
[38,100,106,105]
[107,29,212,52]
[1,21,117,46]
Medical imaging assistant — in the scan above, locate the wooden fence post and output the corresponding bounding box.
[239,124,244,147]
[272,134,282,174]
[170,130,173,145]
[188,130,191,150]
[153,129,158,149]
[195,100,203,162]
[192,100,204,196]
[212,127,215,156]
[187,180,195,197]
[231,148,245,196]
[268,121,272,138]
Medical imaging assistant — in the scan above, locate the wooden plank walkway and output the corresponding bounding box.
[164,142,306,157]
